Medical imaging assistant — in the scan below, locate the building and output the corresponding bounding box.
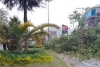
[83,4,100,27]
[45,24,68,39]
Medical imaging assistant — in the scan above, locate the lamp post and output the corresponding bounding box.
[48,1,49,41]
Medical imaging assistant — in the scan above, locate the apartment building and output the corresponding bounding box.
[83,4,100,27]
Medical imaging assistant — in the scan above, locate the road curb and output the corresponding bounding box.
[56,53,72,67]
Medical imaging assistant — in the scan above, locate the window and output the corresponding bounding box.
[91,9,96,16]
[90,17,95,20]
[98,20,100,26]
[97,13,100,16]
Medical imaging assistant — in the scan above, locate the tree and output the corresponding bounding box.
[7,16,21,50]
[0,22,59,51]
[0,8,8,50]
[0,8,8,26]
[0,16,21,50]
[69,10,85,29]
[32,28,47,46]
[28,23,59,47]
[9,16,21,27]
[1,0,52,51]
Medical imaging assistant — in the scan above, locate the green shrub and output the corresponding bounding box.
[62,27,100,60]
[62,36,80,52]
[23,44,38,48]
[44,42,53,49]
[45,27,100,60]
[0,49,53,66]
[44,36,68,53]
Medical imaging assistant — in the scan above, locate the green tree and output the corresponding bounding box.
[69,10,85,29]
[0,8,8,50]
[7,16,21,50]
[0,22,59,51]
[1,0,51,22]
[0,8,8,26]
[9,16,20,27]
[1,0,52,51]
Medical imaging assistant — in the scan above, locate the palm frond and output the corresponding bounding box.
[2,0,51,10]
[37,23,59,30]
[0,37,8,43]
[27,23,59,37]
[31,30,50,36]
[18,22,37,34]
[31,34,42,47]
[31,30,50,47]
[0,28,5,35]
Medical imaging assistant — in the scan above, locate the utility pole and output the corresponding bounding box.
[76,8,86,17]
[48,1,49,41]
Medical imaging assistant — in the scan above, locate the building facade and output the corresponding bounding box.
[45,24,68,39]
[83,4,100,27]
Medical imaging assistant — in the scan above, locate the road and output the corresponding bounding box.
[58,53,100,67]
[74,59,100,67]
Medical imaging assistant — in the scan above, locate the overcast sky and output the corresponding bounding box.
[0,0,100,29]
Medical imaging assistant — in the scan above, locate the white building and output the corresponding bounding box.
[45,25,73,39]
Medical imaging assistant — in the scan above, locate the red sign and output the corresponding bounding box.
[62,25,68,31]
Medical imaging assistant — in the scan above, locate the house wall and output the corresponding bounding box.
[84,6,100,27]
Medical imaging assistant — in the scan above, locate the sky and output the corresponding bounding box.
[0,0,100,29]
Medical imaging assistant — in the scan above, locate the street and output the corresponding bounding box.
[58,54,100,67]
[74,59,100,67]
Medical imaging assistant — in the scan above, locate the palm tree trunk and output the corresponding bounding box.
[24,0,28,51]
[24,0,27,22]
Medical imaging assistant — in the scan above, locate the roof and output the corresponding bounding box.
[93,4,100,8]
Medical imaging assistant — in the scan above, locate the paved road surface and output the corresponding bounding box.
[74,59,100,67]
[58,53,100,67]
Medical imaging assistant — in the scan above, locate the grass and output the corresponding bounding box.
[0,48,68,67]
[26,49,68,67]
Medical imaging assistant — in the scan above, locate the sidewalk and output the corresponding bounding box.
[58,53,100,67]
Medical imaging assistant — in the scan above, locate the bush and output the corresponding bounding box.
[0,55,52,66]
[23,44,37,48]
[62,27,100,60]
[44,42,54,49]
[44,27,100,60]
[44,36,68,53]
[0,49,53,66]
[62,36,80,52]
